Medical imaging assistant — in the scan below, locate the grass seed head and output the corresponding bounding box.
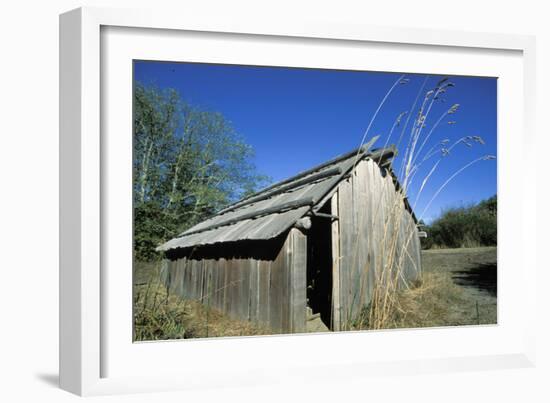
[436,77,449,87]
[447,104,460,114]
[472,135,485,144]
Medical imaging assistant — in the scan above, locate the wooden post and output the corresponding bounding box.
[331,192,341,331]
[289,228,307,333]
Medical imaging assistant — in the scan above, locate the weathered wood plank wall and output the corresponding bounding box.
[163,228,307,334]
[334,158,422,328]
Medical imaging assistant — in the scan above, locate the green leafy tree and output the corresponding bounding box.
[133,84,269,260]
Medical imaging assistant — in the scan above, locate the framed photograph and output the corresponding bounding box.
[60,6,537,396]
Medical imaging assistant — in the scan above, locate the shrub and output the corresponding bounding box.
[423,195,496,249]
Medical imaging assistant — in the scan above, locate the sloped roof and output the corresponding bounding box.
[157,141,396,252]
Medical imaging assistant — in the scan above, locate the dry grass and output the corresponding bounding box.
[134,263,270,341]
[386,271,467,329]
[134,280,187,341]
[350,269,491,331]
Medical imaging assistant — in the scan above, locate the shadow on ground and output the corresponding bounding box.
[35,373,59,388]
[452,263,497,297]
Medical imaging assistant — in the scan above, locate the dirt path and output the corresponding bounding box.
[421,247,497,325]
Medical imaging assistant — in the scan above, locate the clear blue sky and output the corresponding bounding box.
[134,61,497,223]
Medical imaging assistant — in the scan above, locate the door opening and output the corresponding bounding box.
[306,201,333,329]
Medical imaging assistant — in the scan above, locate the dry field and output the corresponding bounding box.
[387,247,497,329]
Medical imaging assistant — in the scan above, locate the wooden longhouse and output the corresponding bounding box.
[157,144,422,333]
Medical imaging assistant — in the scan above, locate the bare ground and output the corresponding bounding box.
[389,247,497,329]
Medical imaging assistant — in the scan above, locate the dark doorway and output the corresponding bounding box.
[306,201,333,329]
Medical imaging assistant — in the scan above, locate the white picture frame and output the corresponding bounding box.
[59,6,537,396]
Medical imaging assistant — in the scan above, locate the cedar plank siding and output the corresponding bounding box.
[333,159,421,327]
[162,228,307,334]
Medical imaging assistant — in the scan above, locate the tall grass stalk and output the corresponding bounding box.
[395,75,429,153]
[353,74,406,165]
